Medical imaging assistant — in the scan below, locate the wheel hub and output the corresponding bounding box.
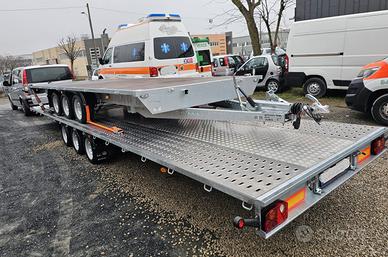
[308,83,320,95]
[62,97,70,116]
[61,127,68,143]
[72,132,79,150]
[85,138,93,160]
[380,102,388,119]
[53,95,60,113]
[74,98,83,120]
[268,81,279,92]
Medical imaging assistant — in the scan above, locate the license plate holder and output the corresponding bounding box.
[319,158,351,187]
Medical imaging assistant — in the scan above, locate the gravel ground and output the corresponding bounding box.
[0,95,387,257]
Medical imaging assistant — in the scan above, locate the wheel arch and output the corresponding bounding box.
[368,89,388,112]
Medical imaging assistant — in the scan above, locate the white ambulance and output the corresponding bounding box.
[98,13,200,78]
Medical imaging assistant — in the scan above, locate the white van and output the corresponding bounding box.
[99,13,199,78]
[286,10,388,97]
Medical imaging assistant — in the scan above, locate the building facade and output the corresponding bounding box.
[232,29,290,58]
[295,0,388,21]
[32,34,110,78]
[191,32,233,56]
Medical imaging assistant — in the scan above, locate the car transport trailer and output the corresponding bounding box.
[29,76,387,238]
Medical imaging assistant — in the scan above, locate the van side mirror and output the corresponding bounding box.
[98,58,104,65]
[3,81,10,87]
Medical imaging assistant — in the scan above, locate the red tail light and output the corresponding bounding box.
[149,67,158,77]
[195,63,200,72]
[371,136,385,155]
[224,56,229,66]
[22,69,28,85]
[262,201,288,233]
[284,54,289,73]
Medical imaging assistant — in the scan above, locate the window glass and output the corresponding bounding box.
[198,50,211,66]
[246,57,268,69]
[213,58,219,67]
[232,56,244,66]
[26,67,72,83]
[102,48,113,64]
[113,43,145,63]
[154,37,194,60]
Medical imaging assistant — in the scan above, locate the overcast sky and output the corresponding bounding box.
[0,0,295,55]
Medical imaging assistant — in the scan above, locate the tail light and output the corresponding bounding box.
[149,67,158,77]
[284,54,289,73]
[371,136,385,155]
[195,63,200,72]
[261,200,288,233]
[224,56,229,67]
[22,69,28,85]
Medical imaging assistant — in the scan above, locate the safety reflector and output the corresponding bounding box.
[357,146,371,164]
[286,188,306,211]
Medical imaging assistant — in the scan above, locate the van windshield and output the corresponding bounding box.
[154,37,194,60]
[26,67,72,83]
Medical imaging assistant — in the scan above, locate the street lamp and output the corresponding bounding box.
[81,3,98,68]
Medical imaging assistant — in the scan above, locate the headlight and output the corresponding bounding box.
[358,67,380,78]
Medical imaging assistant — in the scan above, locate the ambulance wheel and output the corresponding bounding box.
[71,129,85,154]
[72,94,87,124]
[61,93,74,119]
[303,77,327,98]
[371,94,388,126]
[61,125,72,147]
[51,91,63,115]
[84,136,109,164]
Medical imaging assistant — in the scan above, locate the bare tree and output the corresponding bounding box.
[0,55,31,75]
[58,35,82,72]
[258,0,294,52]
[230,0,263,56]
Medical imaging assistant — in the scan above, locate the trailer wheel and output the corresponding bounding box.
[71,129,85,154]
[61,93,74,119]
[371,94,388,126]
[61,125,72,147]
[51,92,63,115]
[72,94,87,124]
[84,136,109,164]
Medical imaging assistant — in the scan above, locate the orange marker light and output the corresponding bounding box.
[357,146,371,164]
[160,167,167,173]
[286,188,306,211]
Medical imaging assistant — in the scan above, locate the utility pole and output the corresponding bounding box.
[86,3,98,68]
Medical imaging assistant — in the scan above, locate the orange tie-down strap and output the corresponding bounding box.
[85,105,123,134]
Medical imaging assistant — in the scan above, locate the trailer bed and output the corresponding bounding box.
[33,106,386,206]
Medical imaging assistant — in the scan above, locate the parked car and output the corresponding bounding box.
[345,57,388,125]
[285,10,388,97]
[2,64,73,116]
[212,55,244,76]
[235,54,286,93]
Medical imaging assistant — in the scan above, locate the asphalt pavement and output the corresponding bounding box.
[0,95,387,257]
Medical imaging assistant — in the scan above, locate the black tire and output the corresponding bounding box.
[71,129,85,154]
[20,98,32,116]
[8,96,18,110]
[303,77,327,98]
[61,93,74,119]
[72,94,87,124]
[61,125,72,147]
[51,91,63,115]
[266,79,281,93]
[371,94,388,126]
[84,136,109,164]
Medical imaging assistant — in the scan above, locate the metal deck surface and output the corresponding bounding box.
[30,77,236,95]
[33,105,386,205]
